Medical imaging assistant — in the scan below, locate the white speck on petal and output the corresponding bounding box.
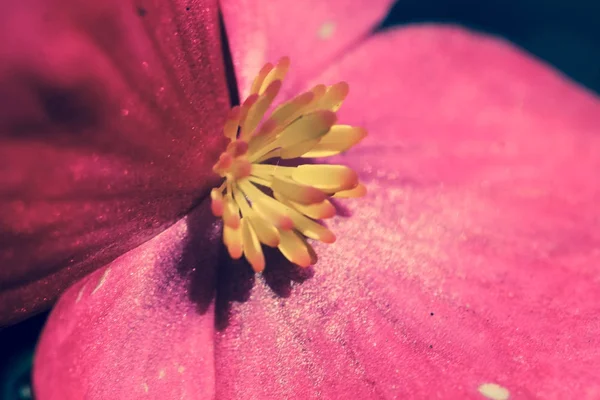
[141,383,149,393]
[318,21,335,39]
[178,365,185,374]
[158,369,166,379]
[91,268,111,295]
[478,383,510,400]
[75,284,87,303]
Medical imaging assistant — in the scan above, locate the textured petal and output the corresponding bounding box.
[219,0,395,97]
[214,27,600,398]
[34,202,221,400]
[0,0,230,324]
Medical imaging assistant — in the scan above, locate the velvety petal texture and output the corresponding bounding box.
[215,27,600,399]
[219,0,395,97]
[0,0,230,324]
[35,26,600,399]
[34,202,221,399]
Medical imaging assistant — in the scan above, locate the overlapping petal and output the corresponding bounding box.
[0,0,230,324]
[34,202,221,400]
[215,26,600,398]
[219,0,395,97]
[35,26,600,398]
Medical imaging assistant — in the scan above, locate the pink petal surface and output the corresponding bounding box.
[0,0,229,324]
[215,26,600,399]
[35,26,600,399]
[34,202,221,400]
[219,0,395,97]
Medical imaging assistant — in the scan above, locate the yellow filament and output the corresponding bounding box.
[233,186,280,247]
[315,82,349,111]
[308,84,327,104]
[274,193,336,220]
[250,63,274,95]
[277,111,337,149]
[285,205,336,244]
[269,91,315,127]
[248,175,272,188]
[241,80,282,140]
[248,214,280,248]
[223,224,243,259]
[247,110,336,163]
[292,165,358,193]
[241,218,265,272]
[280,138,321,159]
[333,183,367,198]
[251,163,294,177]
[271,175,326,205]
[302,125,367,158]
[222,196,240,229]
[278,229,313,268]
[238,179,293,230]
[210,188,224,217]
[223,107,241,140]
[259,57,290,95]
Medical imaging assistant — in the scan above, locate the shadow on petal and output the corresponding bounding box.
[178,189,321,329]
[262,247,315,298]
[214,256,256,331]
[173,197,221,316]
[330,198,353,217]
[212,246,316,330]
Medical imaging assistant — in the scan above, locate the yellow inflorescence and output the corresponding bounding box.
[211,57,367,272]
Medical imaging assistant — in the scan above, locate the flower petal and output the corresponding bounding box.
[0,0,230,324]
[34,202,221,399]
[213,27,600,398]
[219,0,396,97]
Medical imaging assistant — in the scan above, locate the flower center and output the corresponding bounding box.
[211,57,367,272]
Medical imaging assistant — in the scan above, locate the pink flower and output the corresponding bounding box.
[1,0,599,398]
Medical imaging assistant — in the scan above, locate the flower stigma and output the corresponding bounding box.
[211,57,367,272]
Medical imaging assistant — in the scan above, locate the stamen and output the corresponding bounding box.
[249,63,273,95]
[259,57,290,95]
[291,165,358,193]
[223,107,241,140]
[274,193,336,220]
[333,183,367,198]
[238,180,294,230]
[210,57,366,271]
[301,125,367,158]
[210,188,224,216]
[222,195,241,229]
[241,80,282,141]
[226,140,248,157]
[223,224,243,259]
[278,229,313,268]
[315,82,349,111]
[271,175,327,205]
[241,218,265,272]
[233,186,280,247]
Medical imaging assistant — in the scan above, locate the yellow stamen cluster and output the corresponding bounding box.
[211,57,367,272]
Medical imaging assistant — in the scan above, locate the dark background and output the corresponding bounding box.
[2,1,599,399]
[382,0,600,93]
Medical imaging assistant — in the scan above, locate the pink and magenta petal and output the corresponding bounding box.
[34,25,600,399]
[34,203,221,399]
[219,0,395,97]
[0,0,230,324]
[214,26,600,398]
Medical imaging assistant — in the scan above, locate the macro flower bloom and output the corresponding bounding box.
[209,56,366,272]
[1,0,599,399]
